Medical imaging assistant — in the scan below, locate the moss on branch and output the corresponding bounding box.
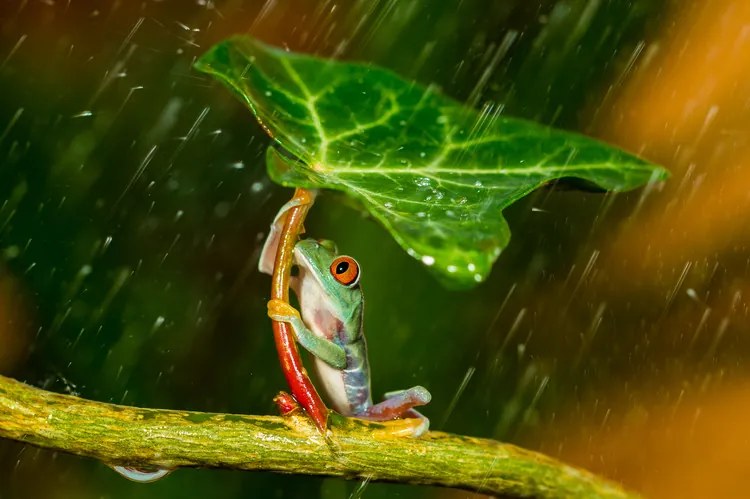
[0,374,635,497]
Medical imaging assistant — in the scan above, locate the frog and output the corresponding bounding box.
[259,196,431,435]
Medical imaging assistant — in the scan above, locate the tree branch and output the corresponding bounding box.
[0,375,634,498]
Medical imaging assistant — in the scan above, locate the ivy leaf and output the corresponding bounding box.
[195,36,668,288]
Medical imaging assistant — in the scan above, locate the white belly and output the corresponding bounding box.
[313,357,352,415]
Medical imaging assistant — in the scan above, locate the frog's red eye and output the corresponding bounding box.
[330,256,360,287]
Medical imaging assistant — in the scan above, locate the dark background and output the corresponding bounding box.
[2,1,748,497]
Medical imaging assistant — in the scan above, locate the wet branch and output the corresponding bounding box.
[0,374,634,498]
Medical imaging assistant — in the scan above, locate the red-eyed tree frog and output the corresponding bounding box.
[111,195,431,483]
[259,195,431,435]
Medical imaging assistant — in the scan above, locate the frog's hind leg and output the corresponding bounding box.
[362,386,431,436]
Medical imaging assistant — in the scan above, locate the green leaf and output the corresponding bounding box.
[195,36,668,288]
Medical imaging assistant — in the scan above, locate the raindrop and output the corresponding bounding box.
[467,263,476,272]
[4,246,19,259]
[383,201,393,209]
[230,161,245,169]
[414,177,431,188]
[72,110,93,118]
[214,202,230,218]
[103,236,113,251]
[251,182,264,193]
[152,316,165,332]
[111,466,172,483]
[447,265,458,273]
[421,255,435,266]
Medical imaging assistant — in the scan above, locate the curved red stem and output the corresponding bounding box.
[270,188,328,431]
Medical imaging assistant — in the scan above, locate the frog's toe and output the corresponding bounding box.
[267,299,300,321]
[405,410,430,437]
[384,386,431,406]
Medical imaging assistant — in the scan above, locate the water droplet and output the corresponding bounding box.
[416,212,426,218]
[419,151,426,158]
[415,177,431,188]
[467,263,476,272]
[103,236,113,251]
[421,255,435,266]
[230,161,245,169]
[72,110,93,118]
[111,466,172,483]
[152,316,165,333]
[436,115,448,124]
[473,273,482,282]
[264,91,272,97]
[214,202,230,218]
[251,182,264,193]
[447,265,458,273]
[4,246,19,259]
[474,180,483,188]
[407,248,417,257]
[383,201,393,209]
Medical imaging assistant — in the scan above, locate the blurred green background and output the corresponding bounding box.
[4,1,750,498]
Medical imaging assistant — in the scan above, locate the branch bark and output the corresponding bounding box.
[0,374,634,498]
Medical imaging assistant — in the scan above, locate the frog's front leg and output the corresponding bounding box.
[267,299,346,369]
[361,386,432,437]
[258,190,316,276]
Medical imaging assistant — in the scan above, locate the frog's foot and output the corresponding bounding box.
[273,391,301,416]
[111,466,172,483]
[361,386,432,437]
[258,190,317,275]
[267,299,301,322]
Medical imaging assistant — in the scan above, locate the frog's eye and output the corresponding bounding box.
[330,256,360,287]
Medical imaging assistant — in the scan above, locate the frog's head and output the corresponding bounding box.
[294,238,363,318]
